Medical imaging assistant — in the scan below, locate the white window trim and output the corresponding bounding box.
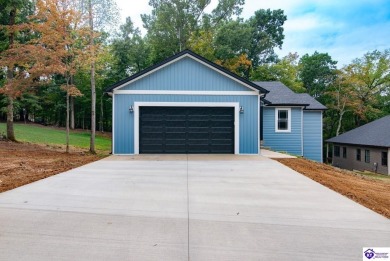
[133,102,240,155]
[275,108,291,133]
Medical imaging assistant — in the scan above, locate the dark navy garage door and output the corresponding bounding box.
[139,107,234,154]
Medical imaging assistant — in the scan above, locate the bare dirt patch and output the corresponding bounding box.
[0,141,105,193]
[276,158,390,219]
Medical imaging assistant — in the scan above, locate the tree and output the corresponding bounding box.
[21,0,86,152]
[142,0,244,63]
[252,53,305,92]
[111,17,151,80]
[213,9,286,78]
[0,0,34,141]
[325,70,359,136]
[188,29,215,61]
[343,49,390,125]
[77,0,118,153]
[248,9,286,66]
[298,51,337,99]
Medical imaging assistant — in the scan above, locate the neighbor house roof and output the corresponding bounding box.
[326,115,390,147]
[105,50,269,94]
[254,81,327,110]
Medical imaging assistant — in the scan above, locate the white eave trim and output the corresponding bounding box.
[112,54,262,93]
[114,90,258,96]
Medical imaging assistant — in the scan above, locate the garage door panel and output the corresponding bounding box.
[140,107,234,154]
[165,139,187,145]
[165,120,186,127]
[165,133,186,139]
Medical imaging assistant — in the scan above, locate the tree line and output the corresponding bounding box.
[1,0,389,153]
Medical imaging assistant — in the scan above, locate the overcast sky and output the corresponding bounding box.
[114,0,390,67]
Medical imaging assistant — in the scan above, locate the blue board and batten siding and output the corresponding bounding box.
[113,56,260,154]
[120,57,251,92]
[262,107,323,161]
[262,107,303,156]
[303,111,323,162]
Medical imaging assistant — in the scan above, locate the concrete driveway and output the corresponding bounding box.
[0,155,389,261]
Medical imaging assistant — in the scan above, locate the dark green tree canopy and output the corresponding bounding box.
[111,17,151,81]
[298,51,338,98]
[141,0,245,63]
[248,9,286,66]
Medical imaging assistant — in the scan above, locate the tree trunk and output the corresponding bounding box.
[89,0,96,154]
[336,110,344,136]
[66,90,70,153]
[6,95,16,141]
[6,8,17,142]
[70,96,75,129]
[99,94,104,132]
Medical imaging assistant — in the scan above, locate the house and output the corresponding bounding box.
[257,81,326,162]
[105,50,325,161]
[326,115,390,175]
[105,50,268,154]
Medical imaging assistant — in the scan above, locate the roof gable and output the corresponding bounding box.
[105,50,268,93]
[326,115,390,147]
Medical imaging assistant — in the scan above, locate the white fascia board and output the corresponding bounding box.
[134,102,239,107]
[114,90,258,96]
[112,54,262,93]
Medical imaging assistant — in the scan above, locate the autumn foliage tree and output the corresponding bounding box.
[0,0,34,141]
[343,50,390,125]
[326,70,359,136]
[30,0,87,152]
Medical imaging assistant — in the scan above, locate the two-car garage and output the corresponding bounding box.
[139,106,235,154]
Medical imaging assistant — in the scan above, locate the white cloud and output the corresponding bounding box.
[114,0,390,67]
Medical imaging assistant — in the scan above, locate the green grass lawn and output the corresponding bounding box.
[354,170,390,183]
[0,123,111,152]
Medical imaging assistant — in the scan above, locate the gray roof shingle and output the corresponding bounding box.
[254,81,326,110]
[326,115,390,147]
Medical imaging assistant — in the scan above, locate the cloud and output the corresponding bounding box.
[268,0,390,65]
[115,0,390,66]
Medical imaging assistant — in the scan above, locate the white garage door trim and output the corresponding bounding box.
[134,102,240,154]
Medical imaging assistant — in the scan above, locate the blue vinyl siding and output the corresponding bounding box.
[119,57,252,92]
[114,94,259,154]
[263,107,302,156]
[303,111,323,162]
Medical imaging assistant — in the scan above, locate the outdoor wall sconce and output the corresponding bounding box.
[129,105,134,113]
[239,106,244,114]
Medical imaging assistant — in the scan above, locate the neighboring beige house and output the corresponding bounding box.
[326,116,390,175]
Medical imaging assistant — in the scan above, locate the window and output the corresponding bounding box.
[342,147,347,158]
[365,150,370,163]
[275,108,291,132]
[334,146,340,157]
[356,149,361,161]
[382,152,388,166]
